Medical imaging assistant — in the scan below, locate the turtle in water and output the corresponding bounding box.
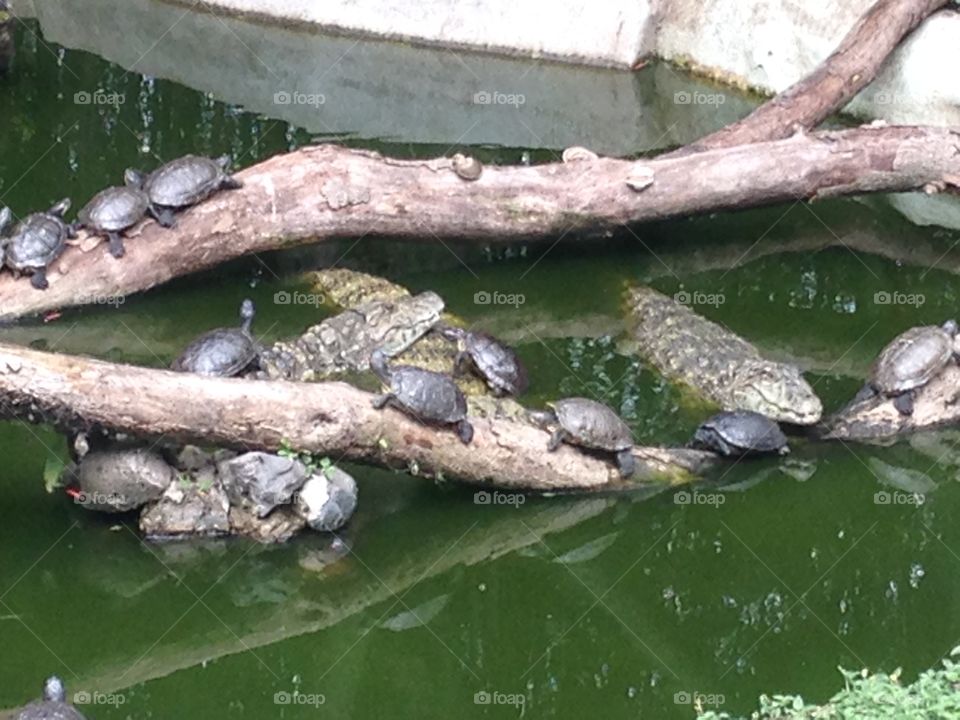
[690,410,789,458]
[172,299,260,376]
[4,199,76,289]
[441,326,528,396]
[129,154,242,228]
[14,676,87,720]
[530,397,635,477]
[370,348,474,444]
[76,169,151,258]
[860,320,959,416]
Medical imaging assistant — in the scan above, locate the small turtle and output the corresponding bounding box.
[4,198,76,289]
[862,320,959,415]
[370,348,474,444]
[130,154,242,228]
[441,326,528,396]
[531,397,635,477]
[451,153,482,181]
[76,169,150,258]
[172,299,259,376]
[690,410,789,458]
[14,676,87,720]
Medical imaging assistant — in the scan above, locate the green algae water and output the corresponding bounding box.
[4,8,960,719]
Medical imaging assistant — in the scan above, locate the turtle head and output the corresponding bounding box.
[0,206,12,235]
[942,319,958,337]
[49,198,71,218]
[731,363,822,426]
[42,675,66,703]
[239,299,255,331]
[369,348,391,381]
[215,155,232,170]
[124,168,146,189]
[438,324,466,343]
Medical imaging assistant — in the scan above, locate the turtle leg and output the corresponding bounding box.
[150,205,177,228]
[372,393,393,410]
[616,449,636,478]
[452,351,469,377]
[852,383,878,404]
[30,268,48,290]
[547,429,567,452]
[893,392,914,416]
[107,232,125,258]
[221,177,244,190]
[456,419,474,445]
[66,223,79,239]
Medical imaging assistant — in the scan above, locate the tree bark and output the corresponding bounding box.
[668,0,951,155]
[0,342,714,490]
[1,125,959,321]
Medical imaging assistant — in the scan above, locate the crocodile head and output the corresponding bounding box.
[731,363,823,425]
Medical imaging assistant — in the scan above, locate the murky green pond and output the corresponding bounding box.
[3,6,960,719]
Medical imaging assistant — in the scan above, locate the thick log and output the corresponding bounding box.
[1,125,960,321]
[0,342,714,490]
[670,0,951,155]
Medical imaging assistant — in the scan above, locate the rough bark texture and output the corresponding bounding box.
[669,0,952,155]
[0,343,714,490]
[1,125,959,321]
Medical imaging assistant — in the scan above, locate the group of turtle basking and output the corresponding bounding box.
[0,155,241,288]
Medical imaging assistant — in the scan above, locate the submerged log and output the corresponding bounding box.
[670,0,952,155]
[0,342,715,490]
[1,125,960,321]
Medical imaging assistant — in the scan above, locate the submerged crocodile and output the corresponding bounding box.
[624,286,822,425]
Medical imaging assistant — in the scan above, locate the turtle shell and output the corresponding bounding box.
[389,365,468,423]
[172,328,256,376]
[694,410,787,454]
[5,209,69,272]
[464,332,528,395]
[553,397,633,452]
[78,185,148,232]
[144,155,228,208]
[872,325,954,395]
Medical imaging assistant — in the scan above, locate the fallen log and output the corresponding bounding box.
[670,0,951,155]
[1,125,960,321]
[0,342,715,490]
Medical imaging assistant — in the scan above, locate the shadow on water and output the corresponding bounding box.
[2,6,960,719]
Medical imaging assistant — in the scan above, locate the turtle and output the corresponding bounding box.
[690,410,789,458]
[129,154,242,228]
[76,169,151,258]
[860,320,959,416]
[531,397,635,477]
[441,326,528,396]
[14,675,87,720]
[171,299,259,376]
[4,198,76,289]
[370,348,474,444]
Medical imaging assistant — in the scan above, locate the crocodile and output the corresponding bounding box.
[624,286,822,425]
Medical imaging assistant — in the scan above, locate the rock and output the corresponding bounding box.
[217,452,308,517]
[229,505,306,544]
[75,449,174,513]
[172,445,217,472]
[139,472,231,540]
[294,467,358,532]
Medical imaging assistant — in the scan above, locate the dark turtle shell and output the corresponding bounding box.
[172,299,257,377]
[387,364,469,424]
[462,331,528,396]
[552,397,633,452]
[871,322,956,395]
[5,199,71,274]
[144,155,239,208]
[78,183,148,233]
[692,410,788,456]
